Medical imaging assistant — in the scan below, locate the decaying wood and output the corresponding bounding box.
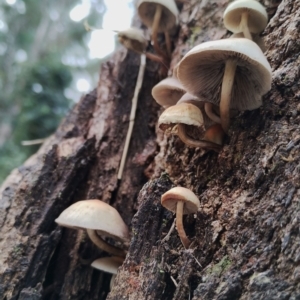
[1,0,300,299]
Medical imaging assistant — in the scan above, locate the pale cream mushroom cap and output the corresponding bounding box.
[177,93,216,128]
[91,256,124,274]
[152,78,186,108]
[118,28,148,53]
[177,38,272,111]
[161,187,200,214]
[224,0,268,34]
[55,200,129,241]
[158,103,204,131]
[230,32,266,51]
[137,0,178,33]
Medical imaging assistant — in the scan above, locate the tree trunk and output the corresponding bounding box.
[1,0,300,299]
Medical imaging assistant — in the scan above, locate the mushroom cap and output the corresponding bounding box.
[161,187,200,214]
[158,103,204,131]
[137,0,178,32]
[230,32,266,51]
[177,93,215,128]
[91,256,124,274]
[177,38,272,111]
[223,0,268,34]
[152,78,186,108]
[118,27,148,53]
[55,200,129,241]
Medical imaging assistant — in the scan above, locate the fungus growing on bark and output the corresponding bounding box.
[91,256,124,289]
[151,77,186,108]
[158,102,223,151]
[177,38,272,133]
[203,124,225,146]
[55,200,129,257]
[161,187,200,249]
[223,0,268,40]
[117,27,165,64]
[177,92,220,125]
[137,0,178,57]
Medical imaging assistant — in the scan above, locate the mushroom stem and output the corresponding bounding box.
[87,229,127,258]
[176,201,190,249]
[240,12,252,40]
[164,31,172,57]
[177,124,222,152]
[220,59,237,133]
[145,52,166,64]
[110,274,117,290]
[118,54,146,180]
[204,102,221,124]
[152,4,164,57]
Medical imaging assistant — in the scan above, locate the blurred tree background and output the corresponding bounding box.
[0,0,109,183]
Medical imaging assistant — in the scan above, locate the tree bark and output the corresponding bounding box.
[1,0,300,299]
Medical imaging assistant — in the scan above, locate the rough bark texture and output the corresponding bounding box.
[1,0,300,299]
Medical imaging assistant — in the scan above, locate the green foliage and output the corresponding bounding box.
[13,60,72,145]
[0,0,106,184]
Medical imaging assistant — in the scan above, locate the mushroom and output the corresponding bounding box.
[223,0,268,40]
[91,256,124,290]
[151,77,186,108]
[117,27,165,64]
[177,92,220,125]
[203,124,225,146]
[137,0,178,57]
[55,200,129,257]
[161,187,200,248]
[158,102,222,151]
[230,32,266,52]
[177,38,272,133]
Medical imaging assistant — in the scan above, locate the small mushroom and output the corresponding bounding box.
[177,38,272,133]
[55,200,129,257]
[137,0,178,57]
[223,0,268,40]
[151,77,186,108]
[203,124,225,146]
[177,92,220,125]
[117,27,165,64]
[91,256,124,290]
[161,187,200,248]
[158,102,222,151]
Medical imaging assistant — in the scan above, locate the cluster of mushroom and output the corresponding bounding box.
[55,200,129,288]
[152,0,272,151]
[117,0,179,65]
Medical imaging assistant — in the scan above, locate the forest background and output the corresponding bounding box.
[0,0,132,183]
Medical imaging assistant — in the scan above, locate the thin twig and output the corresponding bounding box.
[161,219,176,243]
[21,138,46,146]
[170,275,178,287]
[117,54,146,180]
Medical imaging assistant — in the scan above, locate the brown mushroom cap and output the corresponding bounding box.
[91,256,124,274]
[161,187,200,214]
[177,38,272,111]
[224,0,268,34]
[137,0,178,33]
[152,78,186,108]
[55,200,129,242]
[118,27,148,53]
[158,102,204,131]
